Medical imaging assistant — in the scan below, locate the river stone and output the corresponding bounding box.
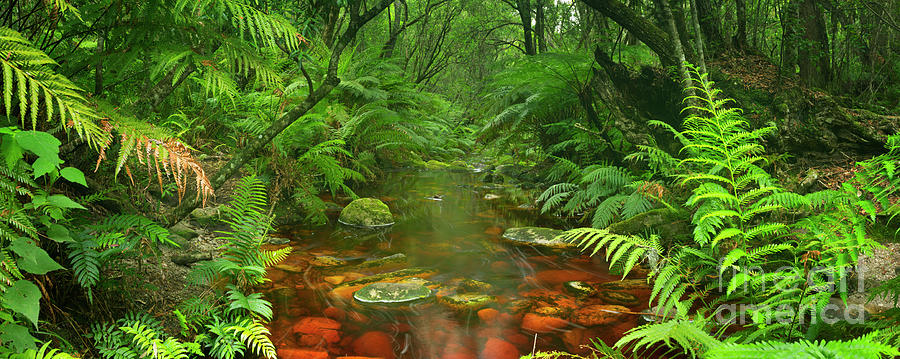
[598,279,650,291]
[325,253,407,273]
[563,281,597,298]
[598,291,640,306]
[311,256,346,267]
[336,267,439,289]
[439,293,496,311]
[267,236,291,245]
[458,279,493,293]
[572,305,629,326]
[338,198,394,227]
[501,227,572,249]
[353,282,434,307]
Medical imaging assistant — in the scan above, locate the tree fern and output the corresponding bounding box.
[0,27,105,148]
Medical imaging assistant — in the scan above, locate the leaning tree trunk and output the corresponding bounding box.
[580,0,677,66]
[172,0,395,222]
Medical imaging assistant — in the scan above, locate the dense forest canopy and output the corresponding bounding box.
[1,0,900,358]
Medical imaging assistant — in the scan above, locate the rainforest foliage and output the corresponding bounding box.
[0,0,899,358]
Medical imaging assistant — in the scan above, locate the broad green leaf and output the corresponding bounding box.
[59,167,87,187]
[1,134,24,169]
[0,323,38,352]
[47,224,74,243]
[47,195,85,210]
[3,280,41,327]
[10,237,64,274]
[31,156,60,179]
[15,131,60,159]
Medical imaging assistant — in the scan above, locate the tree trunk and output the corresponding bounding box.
[779,0,799,76]
[517,0,536,55]
[139,63,196,112]
[580,0,677,66]
[695,0,726,53]
[734,0,748,49]
[93,32,104,96]
[671,0,696,62]
[656,0,694,100]
[536,0,547,53]
[688,0,707,73]
[798,0,830,88]
[171,0,395,222]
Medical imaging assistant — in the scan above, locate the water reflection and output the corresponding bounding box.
[263,170,651,359]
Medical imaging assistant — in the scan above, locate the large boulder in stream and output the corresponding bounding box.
[338,198,394,228]
[353,281,434,308]
[501,227,574,249]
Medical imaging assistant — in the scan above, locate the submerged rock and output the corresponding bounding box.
[311,255,346,267]
[338,198,394,228]
[597,291,640,306]
[353,281,434,307]
[597,279,650,291]
[500,227,572,249]
[324,253,408,274]
[521,313,568,333]
[458,279,493,293]
[563,281,597,298]
[571,305,628,326]
[438,293,496,311]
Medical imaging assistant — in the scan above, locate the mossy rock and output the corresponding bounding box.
[562,281,596,298]
[424,160,450,170]
[597,291,640,306]
[449,160,469,172]
[597,279,649,291]
[501,227,573,249]
[438,293,496,311]
[353,282,434,308]
[169,222,198,239]
[190,206,220,227]
[458,279,493,293]
[323,253,408,274]
[607,209,689,243]
[335,267,439,289]
[338,198,394,228]
[310,256,346,267]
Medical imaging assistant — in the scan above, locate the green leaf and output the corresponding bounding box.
[47,194,85,210]
[59,167,87,187]
[31,156,60,179]
[10,237,64,274]
[0,322,38,352]
[47,224,74,243]
[15,131,60,159]
[1,134,24,168]
[2,280,41,327]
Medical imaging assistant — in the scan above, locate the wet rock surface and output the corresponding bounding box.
[500,227,572,249]
[353,281,434,307]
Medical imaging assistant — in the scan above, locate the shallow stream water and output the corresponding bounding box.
[262,170,653,359]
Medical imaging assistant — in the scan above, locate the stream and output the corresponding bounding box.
[262,169,652,359]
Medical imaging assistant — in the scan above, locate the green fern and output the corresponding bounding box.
[0,27,105,148]
[704,332,899,359]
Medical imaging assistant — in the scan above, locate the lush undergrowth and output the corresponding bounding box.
[1,0,899,358]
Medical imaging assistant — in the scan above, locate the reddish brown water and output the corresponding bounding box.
[261,170,653,359]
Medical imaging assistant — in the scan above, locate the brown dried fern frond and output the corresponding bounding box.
[95,104,215,206]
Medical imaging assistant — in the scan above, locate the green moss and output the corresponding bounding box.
[335,267,439,289]
[438,293,496,311]
[562,281,596,298]
[338,198,394,227]
[424,160,450,169]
